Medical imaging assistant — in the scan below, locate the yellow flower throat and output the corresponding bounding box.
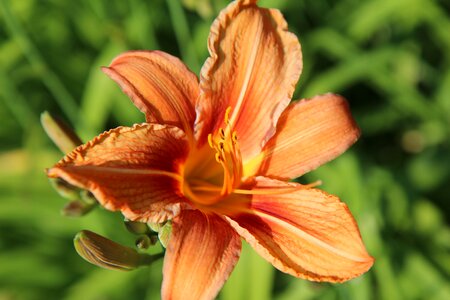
[183,107,243,206]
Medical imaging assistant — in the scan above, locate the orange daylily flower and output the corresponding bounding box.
[48,0,373,298]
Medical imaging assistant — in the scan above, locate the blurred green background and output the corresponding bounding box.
[1,0,449,299]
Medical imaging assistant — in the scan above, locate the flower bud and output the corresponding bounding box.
[74,230,162,271]
[62,199,96,217]
[135,235,153,249]
[49,178,80,200]
[80,190,97,205]
[124,219,149,235]
[41,111,82,153]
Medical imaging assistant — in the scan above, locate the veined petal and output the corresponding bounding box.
[224,177,373,282]
[47,123,191,223]
[196,0,302,160]
[162,210,241,300]
[102,51,199,137]
[247,94,360,179]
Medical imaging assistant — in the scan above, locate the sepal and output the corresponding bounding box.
[158,221,172,248]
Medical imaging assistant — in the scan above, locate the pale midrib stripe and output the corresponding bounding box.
[228,16,263,128]
[265,124,325,157]
[64,165,183,182]
[253,210,368,263]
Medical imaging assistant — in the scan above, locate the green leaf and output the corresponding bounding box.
[221,242,274,300]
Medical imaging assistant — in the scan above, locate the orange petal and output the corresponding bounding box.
[249,94,360,179]
[47,123,191,223]
[162,210,241,300]
[224,177,373,282]
[102,51,199,137]
[196,0,302,160]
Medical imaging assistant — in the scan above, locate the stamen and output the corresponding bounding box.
[233,187,302,195]
[220,161,232,195]
[224,106,232,124]
[183,183,217,205]
[204,106,244,198]
[207,133,214,148]
[190,184,317,196]
[219,128,225,139]
[188,179,220,188]
[190,185,222,192]
[231,136,242,180]
[218,142,225,152]
[232,132,238,143]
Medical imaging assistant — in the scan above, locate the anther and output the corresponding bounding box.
[232,132,238,143]
[224,107,232,125]
[218,142,225,152]
[219,128,225,139]
[207,133,214,148]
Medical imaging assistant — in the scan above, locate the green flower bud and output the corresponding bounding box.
[79,190,97,205]
[62,199,96,217]
[124,219,149,235]
[74,230,163,271]
[49,178,80,200]
[135,235,152,249]
[41,111,82,153]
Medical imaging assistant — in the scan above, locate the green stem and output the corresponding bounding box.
[140,251,165,266]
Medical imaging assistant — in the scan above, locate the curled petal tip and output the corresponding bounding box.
[100,66,112,77]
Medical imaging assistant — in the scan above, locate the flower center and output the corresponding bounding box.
[183,107,243,206]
